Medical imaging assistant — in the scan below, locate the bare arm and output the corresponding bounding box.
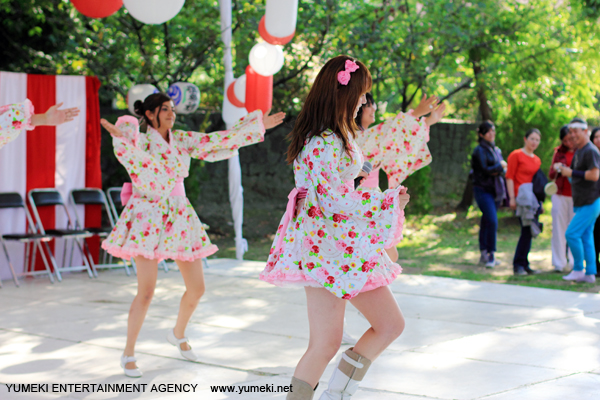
[558,166,600,181]
[507,178,516,210]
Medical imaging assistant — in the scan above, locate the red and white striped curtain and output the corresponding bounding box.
[0,72,102,279]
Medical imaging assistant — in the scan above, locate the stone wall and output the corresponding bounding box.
[428,121,476,207]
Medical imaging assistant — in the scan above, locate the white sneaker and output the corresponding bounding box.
[120,354,142,378]
[167,329,198,361]
[563,270,585,281]
[576,274,596,283]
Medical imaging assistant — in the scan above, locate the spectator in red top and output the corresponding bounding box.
[548,125,575,272]
[506,128,543,275]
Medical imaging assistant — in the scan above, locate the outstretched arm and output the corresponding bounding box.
[30,103,80,127]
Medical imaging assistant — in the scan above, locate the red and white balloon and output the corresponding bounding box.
[227,75,246,108]
[259,0,298,45]
[249,42,284,77]
[123,0,185,25]
[71,0,123,18]
[127,84,159,116]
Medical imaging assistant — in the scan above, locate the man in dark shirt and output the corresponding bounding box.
[557,118,600,283]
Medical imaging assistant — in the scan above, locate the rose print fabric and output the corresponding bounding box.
[0,100,35,149]
[355,111,432,189]
[101,111,265,261]
[260,132,406,299]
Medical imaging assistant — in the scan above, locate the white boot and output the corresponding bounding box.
[319,348,372,399]
[287,377,317,400]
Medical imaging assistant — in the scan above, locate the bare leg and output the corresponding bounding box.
[349,285,404,361]
[123,256,158,369]
[385,246,399,263]
[171,258,206,351]
[293,287,346,388]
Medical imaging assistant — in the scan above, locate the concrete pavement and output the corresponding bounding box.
[0,258,599,399]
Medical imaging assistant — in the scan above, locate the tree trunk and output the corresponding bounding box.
[470,49,493,121]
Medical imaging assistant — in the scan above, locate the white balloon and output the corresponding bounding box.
[233,74,246,103]
[223,93,248,126]
[123,0,185,25]
[249,42,284,76]
[127,84,159,116]
[167,82,200,114]
[265,0,298,38]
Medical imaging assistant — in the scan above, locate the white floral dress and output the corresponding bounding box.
[0,100,34,149]
[101,111,265,261]
[355,111,431,189]
[260,132,406,299]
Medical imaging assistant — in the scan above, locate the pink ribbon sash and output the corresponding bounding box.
[275,187,307,251]
[121,178,186,205]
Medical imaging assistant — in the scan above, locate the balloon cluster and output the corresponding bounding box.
[227,0,298,113]
[70,0,185,25]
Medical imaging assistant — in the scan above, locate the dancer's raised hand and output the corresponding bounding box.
[100,118,124,138]
[43,103,80,126]
[412,93,439,118]
[425,102,446,126]
[263,109,286,130]
[31,103,80,126]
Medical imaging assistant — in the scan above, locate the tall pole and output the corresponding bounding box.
[220,0,248,260]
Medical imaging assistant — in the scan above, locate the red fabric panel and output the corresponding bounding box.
[26,74,56,271]
[245,65,273,113]
[84,76,102,263]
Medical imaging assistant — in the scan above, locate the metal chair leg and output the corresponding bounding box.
[35,241,55,284]
[43,241,62,282]
[82,239,99,278]
[0,239,20,287]
[130,258,137,275]
[160,260,169,272]
[75,239,95,278]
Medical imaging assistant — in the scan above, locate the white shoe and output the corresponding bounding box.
[563,270,585,281]
[120,354,142,378]
[576,274,596,283]
[167,329,198,361]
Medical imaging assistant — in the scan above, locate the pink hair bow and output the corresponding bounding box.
[337,59,360,85]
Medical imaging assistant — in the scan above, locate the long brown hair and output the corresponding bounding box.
[286,55,372,164]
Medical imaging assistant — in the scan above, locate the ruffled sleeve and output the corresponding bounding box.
[0,99,35,149]
[112,116,177,199]
[356,111,432,189]
[172,110,265,162]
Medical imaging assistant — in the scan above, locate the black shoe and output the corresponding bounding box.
[514,266,528,276]
[525,267,541,275]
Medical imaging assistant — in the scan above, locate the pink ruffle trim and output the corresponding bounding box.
[260,260,402,294]
[23,99,35,131]
[101,242,218,262]
[384,189,406,248]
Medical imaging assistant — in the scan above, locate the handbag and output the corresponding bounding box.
[532,169,549,202]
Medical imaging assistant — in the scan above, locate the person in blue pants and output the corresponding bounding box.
[471,121,507,268]
[555,118,600,283]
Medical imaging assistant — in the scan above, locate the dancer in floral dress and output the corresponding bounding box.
[260,56,410,400]
[0,99,80,149]
[100,92,284,377]
[354,92,445,261]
